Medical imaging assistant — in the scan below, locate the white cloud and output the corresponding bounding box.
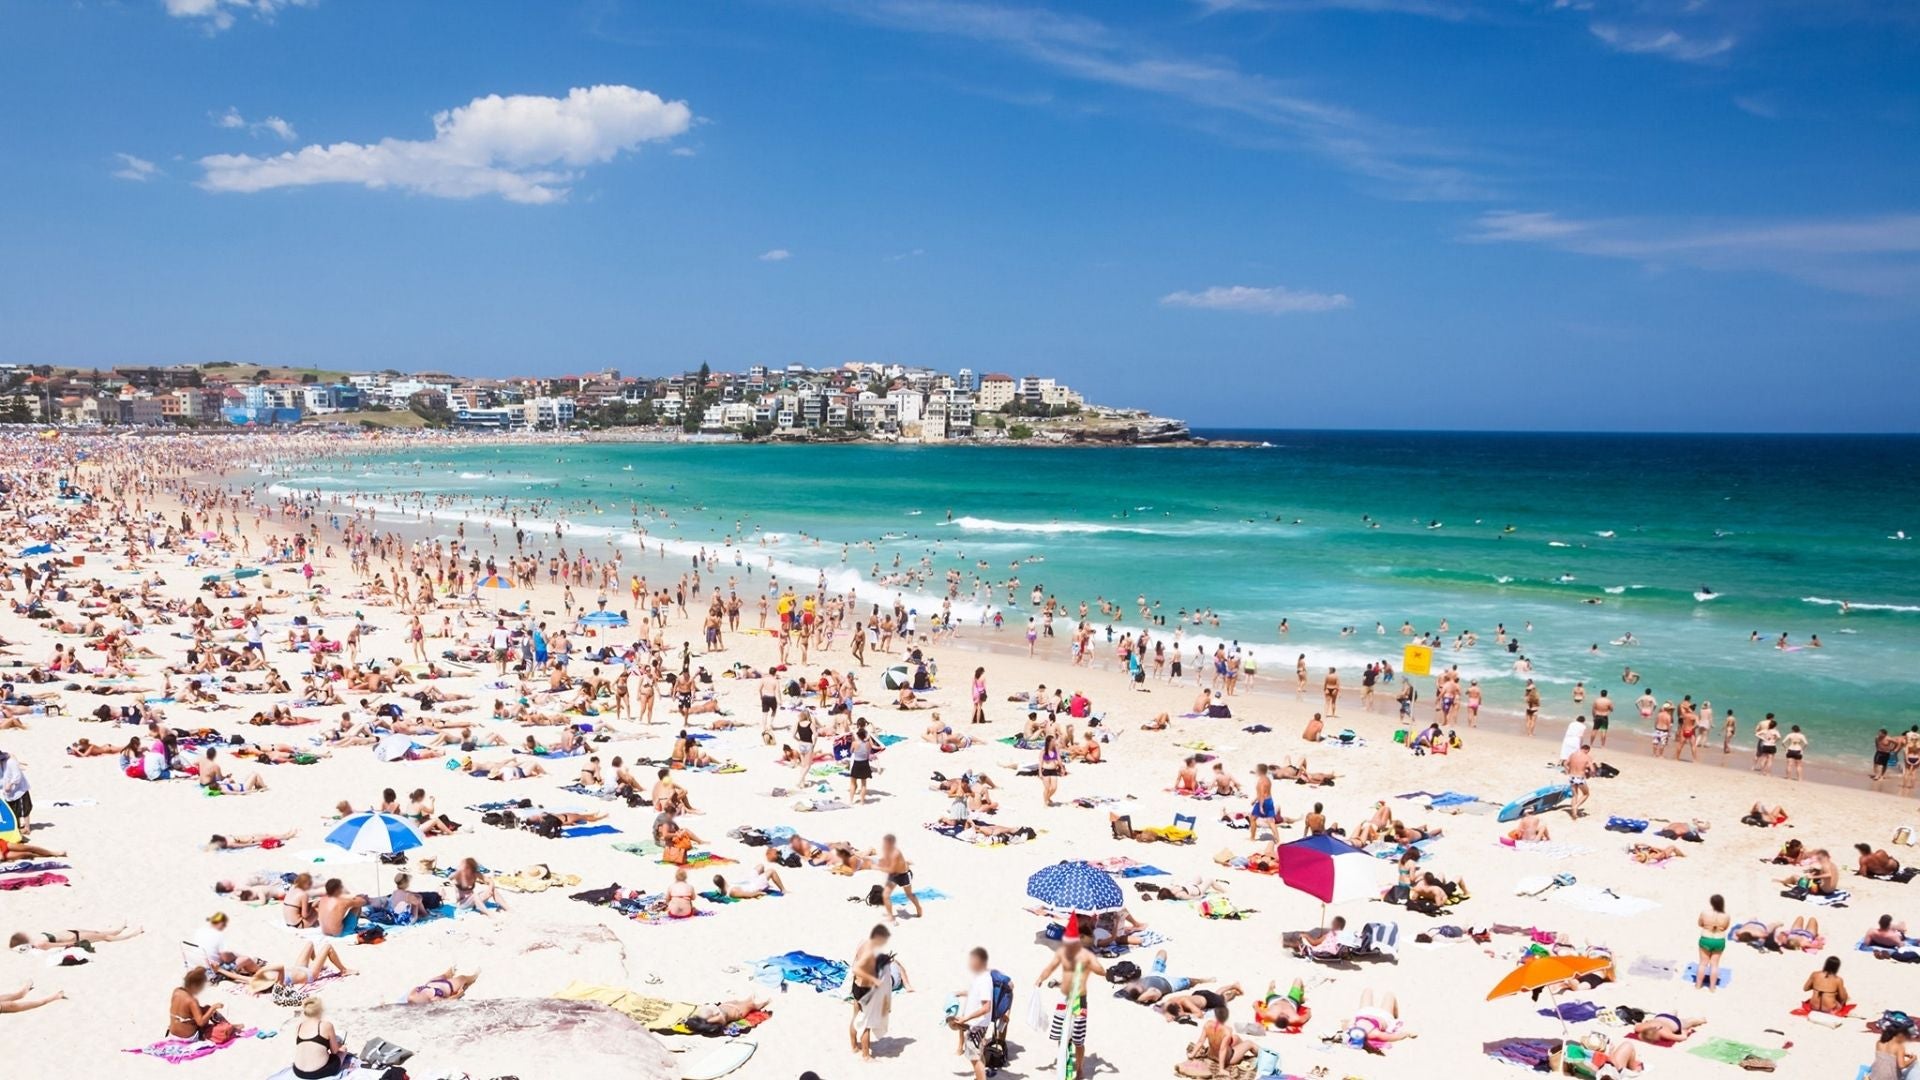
[197,85,692,204]
[1732,95,1779,120]
[823,0,1483,201]
[164,0,315,33]
[1160,284,1352,314]
[758,249,792,262]
[215,106,298,141]
[1589,23,1734,62]
[1465,209,1920,298]
[669,146,698,157]
[112,153,160,182]
[886,248,926,262]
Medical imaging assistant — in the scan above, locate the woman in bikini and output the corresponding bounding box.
[291,996,345,1078]
[283,873,316,928]
[168,967,226,1039]
[1631,1012,1704,1045]
[1038,734,1065,807]
[7,925,142,951]
[1802,955,1849,1014]
[405,966,480,1005]
[1696,893,1729,990]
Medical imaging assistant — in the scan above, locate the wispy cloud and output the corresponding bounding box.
[1588,23,1735,62]
[112,153,161,182]
[817,0,1485,200]
[1732,95,1779,120]
[215,106,298,141]
[758,248,792,262]
[1160,284,1353,314]
[669,146,698,157]
[1465,209,1920,298]
[197,85,691,205]
[1191,0,1478,20]
[163,0,315,33]
[886,248,926,262]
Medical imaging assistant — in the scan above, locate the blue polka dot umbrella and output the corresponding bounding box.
[1025,860,1124,914]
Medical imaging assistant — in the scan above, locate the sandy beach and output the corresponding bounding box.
[1,431,1912,1080]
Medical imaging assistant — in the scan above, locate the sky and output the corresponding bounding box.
[1,0,1917,431]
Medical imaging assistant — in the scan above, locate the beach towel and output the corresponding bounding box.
[672,850,736,868]
[612,840,664,860]
[0,860,69,875]
[1605,816,1648,833]
[890,887,949,905]
[700,889,782,904]
[558,782,624,802]
[1682,963,1732,988]
[559,824,622,839]
[1192,895,1250,920]
[0,872,69,890]
[750,950,848,993]
[1540,1000,1600,1023]
[1550,884,1657,917]
[1628,956,1677,980]
[122,1029,259,1063]
[1505,841,1593,861]
[1686,1038,1785,1066]
[1485,1038,1558,1070]
[552,981,697,1030]
[1781,887,1850,907]
[491,869,581,892]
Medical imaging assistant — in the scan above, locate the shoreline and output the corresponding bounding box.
[225,448,1897,793]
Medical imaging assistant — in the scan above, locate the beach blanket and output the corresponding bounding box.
[612,840,664,860]
[0,860,69,875]
[122,1029,259,1063]
[1091,929,1169,956]
[1682,963,1732,988]
[1628,956,1677,980]
[891,887,950,905]
[490,869,581,893]
[1791,1001,1855,1017]
[560,824,622,839]
[1605,816,1648,833]
[1485,1038,1558,1070]
[751,950,848,993]
[1503,840,1593,860]
[558,782,624,802]
[673,851,736,868]
[1192,895,1250,920]
[552,981,696,1030]
[925,822,1042,847]
[1089,856,1169,878]
[1550,884,1657,917]
[1539,1000,1600,1023]
[0,872,69,890]
[1686,1038,1785,1066]
[1782,888,1850,907]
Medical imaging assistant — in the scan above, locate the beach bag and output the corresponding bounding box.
[989,970,1014,1022]
[1255,1046,1283,1079]
[865,884,885,906]
[1105,960,1141,984]
[206,1022,236,1045]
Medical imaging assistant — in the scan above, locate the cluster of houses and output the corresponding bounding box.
[0,361,1100,440]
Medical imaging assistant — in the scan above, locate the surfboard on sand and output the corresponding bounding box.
[681,1039,756,1080]
[1498,783,1571,823]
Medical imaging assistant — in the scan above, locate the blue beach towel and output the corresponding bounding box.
[751,950,849,993]
[1682,962,1731,988]
[561,824,622,838]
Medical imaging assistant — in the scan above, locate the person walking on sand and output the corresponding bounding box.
[877,834,922,922]
[1565,742,1595,819]
[1697,894,1729,991]
[0,749,32,839]
[1036,923,1106,1077]
[848,718,880,805]
[849,924,908,1060]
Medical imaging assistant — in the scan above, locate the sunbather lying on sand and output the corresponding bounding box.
[406,966,480,1004]
[7,925,142,951]
[1631,1012,1704,1044]
[686,994,771,1034]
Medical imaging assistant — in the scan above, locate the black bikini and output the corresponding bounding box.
[292,1026,340,1079]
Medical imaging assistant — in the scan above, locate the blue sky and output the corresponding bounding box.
[1,0,1917,430]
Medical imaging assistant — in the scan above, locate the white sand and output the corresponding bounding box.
[0,436,1909,1080]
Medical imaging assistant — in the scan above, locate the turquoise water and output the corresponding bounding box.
[269,432,1920,751]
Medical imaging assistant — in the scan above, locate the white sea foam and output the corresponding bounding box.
[1802,596,1920,614]
[947,516,1122,535]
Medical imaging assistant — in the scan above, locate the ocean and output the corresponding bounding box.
[265,431,1920,754]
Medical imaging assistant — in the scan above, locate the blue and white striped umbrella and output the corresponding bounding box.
[323,812,425,856]
[1025,860,1124,914]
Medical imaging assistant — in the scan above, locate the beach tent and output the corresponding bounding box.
[880,665,913,691]
[1498,783,1572,823]
[0,800,18,844]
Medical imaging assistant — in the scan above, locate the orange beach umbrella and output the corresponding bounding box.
[1488,954,1614,1034]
